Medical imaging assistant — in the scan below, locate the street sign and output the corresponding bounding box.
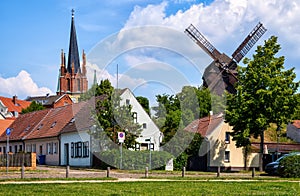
[6,128,11,136]
[118,132,125,143]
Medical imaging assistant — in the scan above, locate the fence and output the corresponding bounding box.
[0,153,36,170]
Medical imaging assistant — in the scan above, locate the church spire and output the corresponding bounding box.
[67,9,80,74]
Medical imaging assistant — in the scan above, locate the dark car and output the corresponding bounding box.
[265,152,300,175]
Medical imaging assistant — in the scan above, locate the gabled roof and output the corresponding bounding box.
[26,94,72,107]
[0,102,86,142]
[0,119,14,136]
[24,102,85,140]
[61,99,96,134]
[292,120,300,129]
[0,96,31,114]
[184,113,224,137]
[0,109,50,141]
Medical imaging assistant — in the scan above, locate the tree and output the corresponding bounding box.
[92,80,142,149]
[136,96,150,116]
[21,101,45,113]
[225,36,299,170]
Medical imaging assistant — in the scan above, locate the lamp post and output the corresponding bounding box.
[145,137,152,170]
[276,126,281,160]
[6,128,11,174]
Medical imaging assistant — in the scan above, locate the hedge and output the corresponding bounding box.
[278,155,300,178]
[95,149,174,170]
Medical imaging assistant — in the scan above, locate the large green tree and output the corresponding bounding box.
[225,36,299,170]
[83,79,142,149]
[21,101,45,114]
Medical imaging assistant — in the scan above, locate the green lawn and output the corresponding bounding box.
[0,181,299,195]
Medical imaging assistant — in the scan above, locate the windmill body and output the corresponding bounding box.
[185,23,266,96]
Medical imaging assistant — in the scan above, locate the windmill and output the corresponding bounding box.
[185,22,267,96]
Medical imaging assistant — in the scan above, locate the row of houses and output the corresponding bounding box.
[0,89,162,167]
[1,92,300,170]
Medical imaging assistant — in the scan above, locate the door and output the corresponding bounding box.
[64,143,69,166]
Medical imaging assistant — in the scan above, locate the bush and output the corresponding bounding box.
[173,152,188,171]
[278,155,300,178]
[95,149,174,170]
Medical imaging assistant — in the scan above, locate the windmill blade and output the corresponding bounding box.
[232,22,267,63]
[185,24,222,61]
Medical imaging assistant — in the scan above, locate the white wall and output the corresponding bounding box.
[60,130,91,167]
[120,89,162,151]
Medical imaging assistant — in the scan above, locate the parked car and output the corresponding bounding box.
[265,152,300,175]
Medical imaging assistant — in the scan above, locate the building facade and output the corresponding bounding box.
[57,10,88,103]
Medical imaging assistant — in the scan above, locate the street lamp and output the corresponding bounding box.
[276,126,281,159]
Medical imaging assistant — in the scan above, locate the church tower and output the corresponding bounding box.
[57,9,88,102]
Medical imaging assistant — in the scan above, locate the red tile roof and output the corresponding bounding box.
[292,120,300,129]
[0,109,50,141]
[24,102,85,140]
[0,102,86,142]
[0,119,14,136]
[184,113,224,137]
[0,96,31,114]
[251,142,300,153]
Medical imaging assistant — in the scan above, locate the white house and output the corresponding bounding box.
[120,88,162,151]
[59,102,94,166]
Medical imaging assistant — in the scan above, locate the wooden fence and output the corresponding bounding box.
[0,153,36,170]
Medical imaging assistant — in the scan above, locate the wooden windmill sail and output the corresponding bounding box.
[185,22,267,95]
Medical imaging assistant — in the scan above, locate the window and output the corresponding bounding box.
[0,147,2,153]
[75,142,82,158]
[32,144,36,153]
[67,78,71,91]
[47,143,53,154]
[19,145,23,152]
[3,147,6,153]
[14,145,18,153]
[126,99,130,105]
[9,146,12,153]
[37,123,43,130]
[53,142,57,154]
[132,112,137,123]
[225,151,230,162]
[225,132,230,144]
[143,123,147,129]
[77,78,81,91]
[83,141,89,158]
[26,144,31,153]
[71,142,74,158]
[50,121,57,128]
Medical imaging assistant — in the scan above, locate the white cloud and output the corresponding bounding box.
[120,0,300,74]
[0,70,53,99]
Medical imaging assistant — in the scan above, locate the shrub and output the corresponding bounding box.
[278,155,300,178]
[95,149,174,170]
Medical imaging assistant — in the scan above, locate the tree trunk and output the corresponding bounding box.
[259,130,264,171]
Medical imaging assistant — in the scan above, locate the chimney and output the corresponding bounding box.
[12,95,17,105]
[208,111,213,123]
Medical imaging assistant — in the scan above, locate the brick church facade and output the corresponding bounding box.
[57,10,88,102]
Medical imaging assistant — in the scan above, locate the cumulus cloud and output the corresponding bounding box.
[119,0,300,75]
[0,70,53,99]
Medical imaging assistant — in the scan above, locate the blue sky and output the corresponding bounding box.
[0,0,299,105]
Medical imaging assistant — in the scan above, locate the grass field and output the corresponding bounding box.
[0,180,299,195]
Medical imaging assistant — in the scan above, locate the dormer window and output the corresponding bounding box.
[37,124,43,130]
[24,125,30,132]
[50,121,57,128]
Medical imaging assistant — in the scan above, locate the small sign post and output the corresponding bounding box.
[6,128,11,174]
[118,132,125,169]
[145,138,152,170]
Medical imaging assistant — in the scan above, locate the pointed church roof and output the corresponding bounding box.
[67,9,80,74]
